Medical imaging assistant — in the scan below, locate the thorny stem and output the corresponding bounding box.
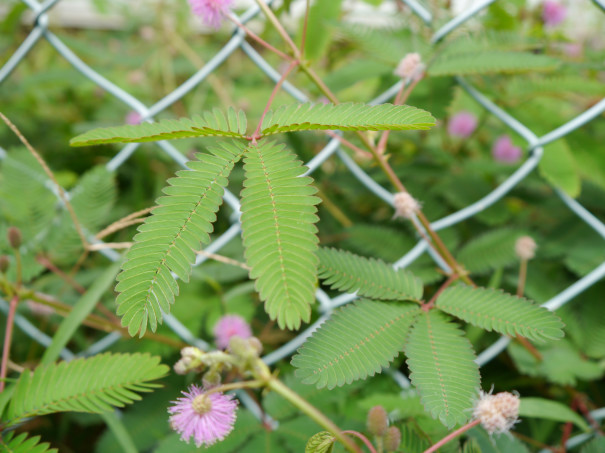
[516,335,542,361]
[37,255,86,294]
[0,295,19,392]
[422,419,481,453]
[228,14,294,62]
[254,0,301,60]
[0,112,89,250]
[342,431,377,453]
[252,60,299,139]
[424,274,458,311]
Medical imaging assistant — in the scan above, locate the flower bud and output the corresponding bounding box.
[515,236,537,261]
[384,426,401,452]
[0,255,9,273]
[393,192,420,219]
[174,357,192,375]
[367,405,389,437]
[7,227,22,249]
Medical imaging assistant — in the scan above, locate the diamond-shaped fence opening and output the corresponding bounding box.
[2,0,605,447]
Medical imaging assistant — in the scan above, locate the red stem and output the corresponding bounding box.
[227,14,293,62]
[252,60,299,140]
[342,431,377,453]
[423,419,481,453]
[423,274,459,311]
[0,295,19,392]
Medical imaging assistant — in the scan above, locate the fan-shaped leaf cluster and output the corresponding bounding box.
[0,432,57,453]
[241,140,320,330]
[429,51,560,76]
[292,300,420,389]
[317,247,423,302]
[70,107,247,146]
[115,141,246,337]
[436,285,564,343]
[260,103,435,135]
[405,311,480,427]
[5,353,168,425]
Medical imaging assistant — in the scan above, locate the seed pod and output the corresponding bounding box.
[7,227,22,249]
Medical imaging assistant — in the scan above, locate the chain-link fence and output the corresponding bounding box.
[2,0,605,449]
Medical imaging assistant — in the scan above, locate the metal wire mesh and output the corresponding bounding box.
[2,0,605,447]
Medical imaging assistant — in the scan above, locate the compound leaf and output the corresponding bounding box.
[305,432,335,453]
[292,300,420,389]
[317,247,423,302]
[0,432,57,453]
[70,107,247,146]
[458,228,528,274]
[240,140,320,330]
[261,103,435,135]
[405,311,480,427]
[436,285,564,343]
[429,51,560,76]
[115,141,246,337]
[5,353,168,426]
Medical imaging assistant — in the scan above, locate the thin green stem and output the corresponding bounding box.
[517,259,527,297]
[14,249,22,289]
[300,0,311,56]
[267,377,361,453]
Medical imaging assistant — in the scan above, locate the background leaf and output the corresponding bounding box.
[519,397,589,431]
[5,353,168,425]
[429,51,560,76]
[539,139,581,198]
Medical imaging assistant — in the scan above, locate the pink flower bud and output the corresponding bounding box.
[213,315,252,350]
[125,111,142,125]
[394,53,425,82]
[448,111,478,138]
[492,135,522,164]
[367,405,389,437]
[542,1,566,27]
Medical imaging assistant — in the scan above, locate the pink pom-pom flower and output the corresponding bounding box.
[492,135,522,164]
[542,1,566,27]
[188,0,234,29]
[168,384,238,447]
[213,314,252,350]
[448,111,478,138]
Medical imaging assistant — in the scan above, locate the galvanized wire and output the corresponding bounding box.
[2,0,605,445]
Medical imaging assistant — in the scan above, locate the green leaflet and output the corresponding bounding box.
[260,103,435,136]
[519,397,589,431]
[305,432,335,453]
[317,247,423,302]
[292,300,420,389]
[70,107,247,146]
[115,141,246,337]
[4,353,168,426]
[458,228,529,274]
[429,51,560,76]
[405,311,480,428]
[240,140,320,330]
[436,285,564,343]
[581,437,605,453]
[0,432,57,453]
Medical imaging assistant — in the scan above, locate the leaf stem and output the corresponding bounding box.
[342,431,377,453]
[422,418,480,453]
[424,274,458,311]
[0,295,19,392]
[267,377,361,453]
[227,14,294,62]
[253,0,301,60]
[517,259,527,297]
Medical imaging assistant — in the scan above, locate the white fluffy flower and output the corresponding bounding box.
[394,53,425,81]
[473,391,520,434]
[393,192,420,219]
[515,236,537,261]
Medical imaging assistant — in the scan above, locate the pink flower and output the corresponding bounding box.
[168,384,237,447]
[492,135,522,164]
[448,111,478,138]
[542,1,566,27]
[125,111,142,125]
[188,0,234,29]
[213,315,252,349]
